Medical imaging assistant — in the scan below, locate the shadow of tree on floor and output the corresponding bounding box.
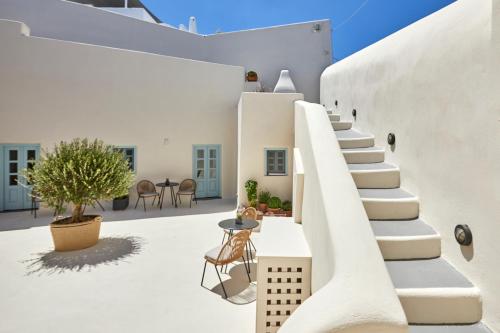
[23,236,144,275]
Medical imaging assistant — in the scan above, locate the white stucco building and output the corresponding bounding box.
[0,0,498,332]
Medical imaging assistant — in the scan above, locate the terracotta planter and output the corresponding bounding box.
[246,73,258,82]
[267,208,281,215]
[284,210,293,217]
[50,215,102,252]
[258,203,268,213]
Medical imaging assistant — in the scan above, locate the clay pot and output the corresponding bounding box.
[50,215,102,251]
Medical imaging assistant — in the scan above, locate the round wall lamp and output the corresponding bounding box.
[454,224,473,246]
[387,133,396,145]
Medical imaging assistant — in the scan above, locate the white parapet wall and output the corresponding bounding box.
[237,93,303,206]
[0,19,243,201]
[280,101,408,333]
[0,0,332,102]
[321,0,500,330]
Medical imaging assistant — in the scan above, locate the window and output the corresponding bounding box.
[265,148,288,176]
[114,147,136,172]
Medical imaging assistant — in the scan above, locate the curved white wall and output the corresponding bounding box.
[281,101,407,333]
[0,0,332,102]
[321,0,500,330]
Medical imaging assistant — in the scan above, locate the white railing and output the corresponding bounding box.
[281,101,408,333]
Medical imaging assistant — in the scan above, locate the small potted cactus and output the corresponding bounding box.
[258,190,271,212]
[267,196,282,214]
[282,200,292,217]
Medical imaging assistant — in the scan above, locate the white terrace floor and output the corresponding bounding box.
[0,199,259,333]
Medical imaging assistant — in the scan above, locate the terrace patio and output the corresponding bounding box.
[0,199,259,333]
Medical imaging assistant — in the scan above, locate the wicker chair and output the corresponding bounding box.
[176,179,197,208]
[134,180,160,212]
[201,230,252,298]
[221,207,259,261]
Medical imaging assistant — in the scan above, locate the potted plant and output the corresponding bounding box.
[282,200,292,217]
[258,190,271,212]
[246,71,258,82]
[244,179,258,206]
[25,139,134,251]
[267,196,282,214]
[112,195,129,211]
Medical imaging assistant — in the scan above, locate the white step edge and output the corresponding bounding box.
[332,121,352,131]
[342,147,385,164]
[328,114,340,121]
[361,194,420,220]
[338,135,375,149]
[397,287,482,324]
[350,163,400,189]
[377,234,441,260]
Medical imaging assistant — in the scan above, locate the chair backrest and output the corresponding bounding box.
[216,229,251,265]
[136,180,156,194]
[179,179,196,192]
[242,207,257,220]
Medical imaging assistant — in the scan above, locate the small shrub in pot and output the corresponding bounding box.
[267,196,282,214]
[258,190,271,212]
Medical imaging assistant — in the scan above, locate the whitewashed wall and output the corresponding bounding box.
[0,0,332,102]
[237,93,303,206]
[0,20,243,200]
[321,0,500,330]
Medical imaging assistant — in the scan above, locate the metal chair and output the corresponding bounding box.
[134,180,160,212]
[30,190,43,219]
[201,230,252,299]
[176,179,197,208]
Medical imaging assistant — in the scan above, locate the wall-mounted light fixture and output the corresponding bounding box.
[387,133,396,145]
[313,24,321,32]
[352,109,357,119]
[334,100,338,108]
[454,224,473,246]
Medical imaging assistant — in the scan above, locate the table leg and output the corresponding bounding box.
[170,186,175,206]
[159,187,166,210]
[173,186,178,208]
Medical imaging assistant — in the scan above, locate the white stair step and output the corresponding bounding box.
[336,129,374,149]
[359,188,419,220]
[342,147,385,164]
[372,219,441,259]
[331,121,352,131]
[409,323,493,333]
[328,113,341,121]
[348,162,400,188]
[386,258,482,324]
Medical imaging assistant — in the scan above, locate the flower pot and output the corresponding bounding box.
[258,203,268,213]
[50,215,102,251]
[113,196,129,211]
[284,210,292,217]
[267,208,281,215]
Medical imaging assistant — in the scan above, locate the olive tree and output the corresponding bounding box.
[25,139,134,223]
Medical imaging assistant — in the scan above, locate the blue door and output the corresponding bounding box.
[193,145,221,198]
[1,144,40,211]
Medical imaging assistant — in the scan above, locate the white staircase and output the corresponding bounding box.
[328,110,492,332]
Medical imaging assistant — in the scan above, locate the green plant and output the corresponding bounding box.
[244,179,258,203]
[258,190,271,204]
[247,70,257,76]
[282,200,292,211]
[249,199,258,208]
[24,139,134,223]
[268,196,282,209]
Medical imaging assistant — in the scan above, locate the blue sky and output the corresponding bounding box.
[142,0,455,61]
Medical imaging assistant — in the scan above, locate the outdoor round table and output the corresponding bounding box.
[155,181,179,209]
[218,218,259,273]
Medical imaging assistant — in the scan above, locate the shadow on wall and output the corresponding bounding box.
[23,236,144,275]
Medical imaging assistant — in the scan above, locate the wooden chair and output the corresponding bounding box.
[134,180,160,212]
[176,179,197,208]
[201,230,252,298]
